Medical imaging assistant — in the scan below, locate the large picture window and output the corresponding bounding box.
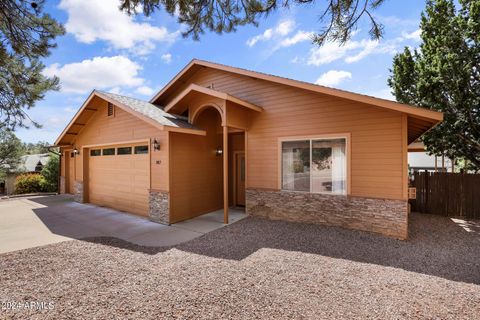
[282,137,347,195]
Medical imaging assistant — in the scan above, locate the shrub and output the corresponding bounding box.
[41,154,59,192]
[14,173,46,194]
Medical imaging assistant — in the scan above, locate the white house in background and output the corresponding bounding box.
[408,141,453,172]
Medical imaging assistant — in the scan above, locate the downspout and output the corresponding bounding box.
[47,146,61,194]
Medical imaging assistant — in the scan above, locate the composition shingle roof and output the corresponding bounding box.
[16,153,50,172]
[97,90,198,130]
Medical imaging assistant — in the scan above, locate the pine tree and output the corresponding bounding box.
[388,0,480,171]
[0,0,65,130]
[120,0,386,45]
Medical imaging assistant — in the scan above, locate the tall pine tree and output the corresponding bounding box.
[388,0,480,171]
[0,1,64,130]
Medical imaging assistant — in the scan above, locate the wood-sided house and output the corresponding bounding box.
[55,60,443,239]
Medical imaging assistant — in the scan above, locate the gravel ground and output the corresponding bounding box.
[1,213,479,319]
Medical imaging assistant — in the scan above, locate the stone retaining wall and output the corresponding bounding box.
[149,190,170,224]
[246,189,408,239]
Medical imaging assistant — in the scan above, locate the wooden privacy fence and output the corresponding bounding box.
[410,171,480,219]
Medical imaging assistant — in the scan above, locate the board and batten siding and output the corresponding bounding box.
[65,97,169,192]
[167,68,406,201]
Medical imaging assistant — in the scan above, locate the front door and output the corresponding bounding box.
[235,152,246,206]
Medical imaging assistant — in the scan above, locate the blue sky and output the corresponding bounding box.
[16,0,425,143]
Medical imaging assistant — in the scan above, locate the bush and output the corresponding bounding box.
[41,154,59,192]
[14,173,46,194]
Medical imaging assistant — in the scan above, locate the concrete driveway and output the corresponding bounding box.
[0,195,245,254]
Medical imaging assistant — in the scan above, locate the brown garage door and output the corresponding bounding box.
[88,144,149,216]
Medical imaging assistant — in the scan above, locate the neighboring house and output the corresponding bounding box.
[408,141,453,172]
[3,153,50,195]
[55,60,443,239]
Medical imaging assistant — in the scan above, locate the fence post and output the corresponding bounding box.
[424,170,429,214]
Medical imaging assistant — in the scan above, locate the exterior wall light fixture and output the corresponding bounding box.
[216,146,223,156]
[153,139,160,151]
[73,147,80,155]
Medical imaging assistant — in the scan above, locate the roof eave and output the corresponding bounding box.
[151,59,443,123]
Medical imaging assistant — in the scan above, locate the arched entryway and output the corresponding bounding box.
[168,104,244,224]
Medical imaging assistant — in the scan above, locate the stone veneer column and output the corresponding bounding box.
[59,176,66,194]
[73,180,84,203]
[246,189,408,240]
[149,190,170,224]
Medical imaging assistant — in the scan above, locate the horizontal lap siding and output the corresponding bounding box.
[184,68,404,200]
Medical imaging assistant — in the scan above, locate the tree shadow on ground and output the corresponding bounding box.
[175,213,480,284]
[26,195,480,285]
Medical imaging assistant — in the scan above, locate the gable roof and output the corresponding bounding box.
[151,59,443,123]
[9,153,50,173]
[164,83,263,113]
[98,91,198,129]
[55,90,204,146]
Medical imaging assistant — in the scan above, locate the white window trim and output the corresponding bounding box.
[277,133,351,196]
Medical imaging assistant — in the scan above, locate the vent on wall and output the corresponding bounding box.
[107,102,115,117]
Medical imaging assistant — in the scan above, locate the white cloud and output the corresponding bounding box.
[135,86,155,96]
[279,31,314,48]
[161,53,172,64]
[307,38,399,66]
[59,0,178,55]
[247,29,273,47]
[307,41,362,66]
[246,19,295,47]
[315,70,352,87]
[402,29,421,42]
[275,20,295,36]
[43,56,144,94]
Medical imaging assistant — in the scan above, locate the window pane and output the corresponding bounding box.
[90,149,101,156]
[312,138,346,194]
[282,140,310,192]
[102,148,115,156]
[134,145,148,154]
[117,147,132,155]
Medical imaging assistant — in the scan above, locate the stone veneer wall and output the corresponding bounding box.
[246,189,408,239]
[59,176,65,194]
[73,180,84,203]
[149,190,170,224]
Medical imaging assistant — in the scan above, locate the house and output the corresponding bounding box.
[408,141,453,173]
[55,60,443,239]
[3,153,50,195]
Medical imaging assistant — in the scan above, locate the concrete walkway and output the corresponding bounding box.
[0,195,246,254]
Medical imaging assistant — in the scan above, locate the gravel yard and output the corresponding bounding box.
[1,212,479,319]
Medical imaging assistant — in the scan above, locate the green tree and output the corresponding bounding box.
[41,153,59,192]
[120,0,386,45]
[0,0,64,130]
[22,141,51,154]
[388,0,480,171]
[0,129,24,173]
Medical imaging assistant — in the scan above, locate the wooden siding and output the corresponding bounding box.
[169,108,224,223]
[64,97,168,192]
[170,68,407,200]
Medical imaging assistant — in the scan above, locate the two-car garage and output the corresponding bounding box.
[87,143,150,216]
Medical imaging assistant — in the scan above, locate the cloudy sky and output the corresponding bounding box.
[16,0,425,143]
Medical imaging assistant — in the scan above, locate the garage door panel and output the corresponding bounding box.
[88,145,149,216]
